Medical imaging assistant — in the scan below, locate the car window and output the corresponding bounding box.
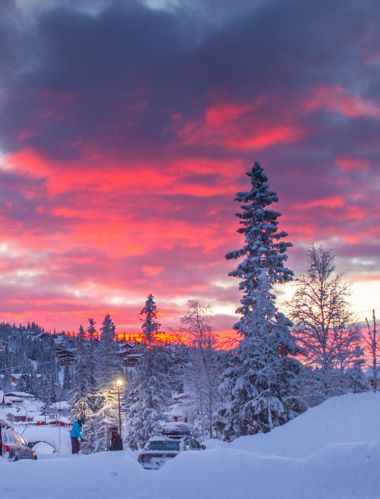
[189,437,202,449]
[4,430,17,444]
[147,440,180,451]
[12,431,23,445]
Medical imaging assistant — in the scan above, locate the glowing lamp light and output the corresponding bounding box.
[115,378,124,388]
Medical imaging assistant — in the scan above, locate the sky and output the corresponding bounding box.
[0,0,379,335]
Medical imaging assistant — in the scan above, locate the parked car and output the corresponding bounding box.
[138,434,205,470]
[1,426,37,461]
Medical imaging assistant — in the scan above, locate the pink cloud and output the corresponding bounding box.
[304,85,380,119]
[176,99,303,151]
[294,196,345,210]
[336,157,373,171]
[142,265,164,276]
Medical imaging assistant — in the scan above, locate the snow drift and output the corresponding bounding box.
[227,391,380,458]
[1,392,379,499]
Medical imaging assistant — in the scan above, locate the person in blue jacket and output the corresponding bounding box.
[70,419,83,454]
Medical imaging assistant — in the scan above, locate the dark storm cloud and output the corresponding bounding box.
[1,2,185,157]
[1,0,379,160]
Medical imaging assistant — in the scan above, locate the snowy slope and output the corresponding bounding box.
[226,391,380,458]
[1,392,379,499]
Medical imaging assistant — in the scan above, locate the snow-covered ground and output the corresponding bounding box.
[1,392,380,499]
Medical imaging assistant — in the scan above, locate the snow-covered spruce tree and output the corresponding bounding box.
[88,317,97,341]
[83,318,98,397]
[70,325,94,424]
[16,373,34,394]
[125,296,172,449]
[289,246,364,402]
[140,294,160,345]
[77,319,100,453]
[216,162,303,440]
[97,315,121,386]
[92,314,122,452]
[41,374,56,421]
[181,300,221,440]
[86,318,98,394]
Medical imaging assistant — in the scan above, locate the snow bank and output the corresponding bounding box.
[227,391,380,458]
[32,441,56,458]
[0,392,379,499]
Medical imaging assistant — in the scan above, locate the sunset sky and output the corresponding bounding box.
[0,0,379,334]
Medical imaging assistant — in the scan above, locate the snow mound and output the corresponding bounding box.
[227,392,380,458]
[32,441,56,457]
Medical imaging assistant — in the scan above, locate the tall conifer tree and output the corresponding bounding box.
[93,314,122,452]
[217,162,303,440]
[140,294,160,344]
[125,295,171,449]
[70,325,93,423]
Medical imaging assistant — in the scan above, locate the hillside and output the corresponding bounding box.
[227,391,380,458]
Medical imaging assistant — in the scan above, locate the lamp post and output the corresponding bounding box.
[115,377,124,436]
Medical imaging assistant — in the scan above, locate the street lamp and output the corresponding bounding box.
[115,377,125,437]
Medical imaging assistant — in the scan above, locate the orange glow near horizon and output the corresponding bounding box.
[62,329,241,350]
[115,329,241,350]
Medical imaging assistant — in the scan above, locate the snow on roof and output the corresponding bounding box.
[5,396,23,403]
[4,391,34,398]
[50,401,70,410]
[0,418,11,428]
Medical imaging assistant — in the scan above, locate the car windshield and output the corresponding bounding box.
[3,430,18,445]
[147,440,180,451]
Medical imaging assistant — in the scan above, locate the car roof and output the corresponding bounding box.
[148,435,180,442]
[160,422,192,433]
